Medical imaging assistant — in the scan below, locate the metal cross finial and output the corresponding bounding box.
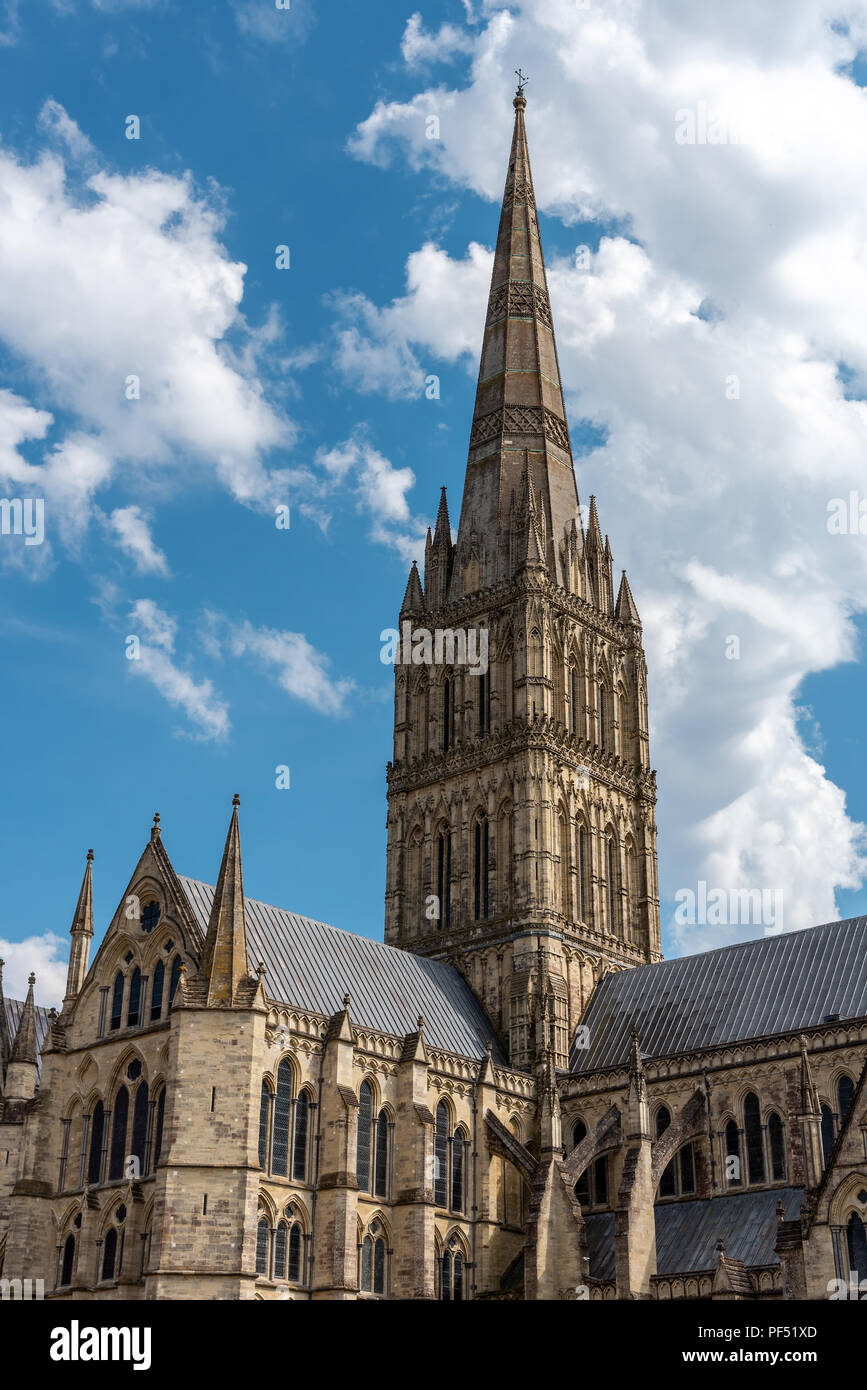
[515,67,529,95]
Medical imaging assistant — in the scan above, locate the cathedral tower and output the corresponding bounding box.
[384,83,661,1071]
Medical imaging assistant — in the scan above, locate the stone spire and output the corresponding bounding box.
[453,83,580,592]
[198,795,250,1007]
[424,486,454,607]
[615,570,641,624]
[6,972,39,1099]
[400,560,424,617]
[64,849,94,1006]
[625,1026,650,1139]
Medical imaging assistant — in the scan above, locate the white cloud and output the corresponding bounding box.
[207,613,356,717]
[126,599,230,741]
[0,933,68,1008]
[0,106,295,570]
[107,505,170,576]
[401,13,475,67]
[313,433,430,565]
[344,0,867,949]
[330,242,492,398]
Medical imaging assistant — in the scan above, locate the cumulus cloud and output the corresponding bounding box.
[205,612,355,717]
[0,933,67,1008]
[344,0,867,950]
[401,13,475,67]
[0,103,294,571]
[313,433,430,564]
[126,599,230,741]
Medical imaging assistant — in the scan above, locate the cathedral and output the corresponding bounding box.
[1,86,866,1303]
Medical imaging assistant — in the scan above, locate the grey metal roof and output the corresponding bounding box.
[585,1187,804,1280]
[178,877,504,1062]
[3,997,52,1077]
[572,916,867,1072]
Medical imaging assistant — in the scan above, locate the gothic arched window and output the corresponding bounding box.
[570,665,579,735]
[288,1222,303,1283]
[451,1127,467,1215]
[60,1233,75,1287]
[150,959,164,1022]
[126,968,141,1027]
[656,1106,676,1198]
[88,1100,105,1185]
[821,1104,835,1163]
[101,1226,118,1282]
[374,1109,389,1199]
[848,1213,867,1282]
[272,1060,293,1178]
[108,1085,129,1181]
[598,683,607,752]
[434,1101,449,1208]
[474,815,489,920]
[744,1092,765,1184]
[169,955,182,1003]
[478,669,489,737]
[607,836,618,934]
[768,1112,786,1181]
[152,1087,166,1170]
[110,971,124,1031]
[258,1082,271,1171]
[442,677,453,753]
[838,1074,856,1127]
[255,1218,269,1276]
[356,1080,373,1192]
[725,1118,741,1185]
[436,828,452,930]
[130,1081,148,1176]
[440,1241,464,1301]
[274,1221,288,1281]
[577,824,587,922]
[293,1090,310,1182]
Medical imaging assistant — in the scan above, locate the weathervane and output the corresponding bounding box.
[515,67,529,97]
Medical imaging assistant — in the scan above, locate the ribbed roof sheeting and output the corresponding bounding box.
[178,877,504,1062]
[4,998,51,1077]
[585,1187,804,1280]
[572,917,867,1072]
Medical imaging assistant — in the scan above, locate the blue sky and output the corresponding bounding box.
[2,0,867,1004]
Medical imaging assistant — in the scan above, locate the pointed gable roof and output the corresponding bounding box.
[615,570,641,624]
[9,973,38,1064]
[69,849,94,937]
[453,86,580,591]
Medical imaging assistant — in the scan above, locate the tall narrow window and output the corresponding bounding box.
[108,1085,129,1181]
[360,1235,373,1291]
[451,1129,465,1214]
[598,683,607,752]
[768,1112,786,1181]
[101,1226,118,1281]
[258,1082,271,1170]
[838,1075,855,1127]
[821,1105,835,1163]
[744,1092,765,1184]
[679,1143,695,1195]
[558,811,570,917]
[356,1080,373,1192]
[436,830,452,930]
[150,960,164,1022]
[169,955,182,1003]
[478,671,488,737]
[110,972,124,1031]
[442,678,452,753]
[272,1060,292,1177]
[607,838,618,933]
[130,1082,148,1176]
[374,1110,388,1199]
[725,1119,741,1186]
[570,666,579,735]
[255,1219,269,1276]
[153,1088,166,1169]
[434,1102,449,1208]
[293,1091,310,1182]
[848,1214,867,1282]
[578,826,587,921]
[60,1234,75,1287]
[288,1223,302,1282]
[274,1221,288,1280]
[88,1101,105,1185]
[373,1234,386,1295]
[474,817,489,920]
[656,1106,676,1197]
[126,968,141,1027]
[594,1155,609,1206]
